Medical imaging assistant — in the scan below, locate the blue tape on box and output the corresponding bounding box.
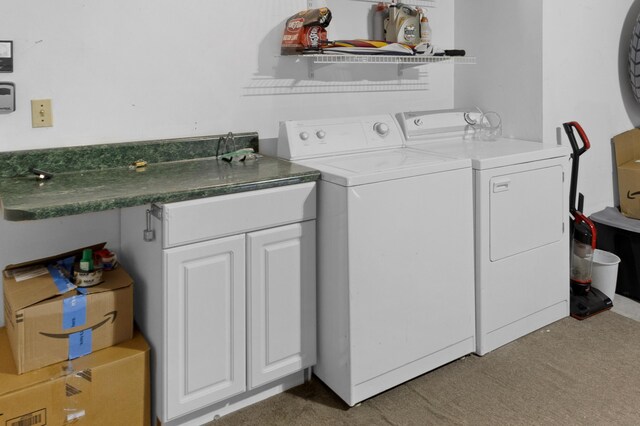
[68,329,93,359]
[63,295,87,330]
[47,264,75,293]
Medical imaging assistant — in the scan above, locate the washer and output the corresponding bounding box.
[277,114,476,406]
[400,109,571,356]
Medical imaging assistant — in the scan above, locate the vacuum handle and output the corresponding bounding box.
[563,121,591,157]
[573,211,597,249]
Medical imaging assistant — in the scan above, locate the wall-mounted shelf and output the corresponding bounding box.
[303,54,476,78]
[307,0,436,8]
[349,0,436,7]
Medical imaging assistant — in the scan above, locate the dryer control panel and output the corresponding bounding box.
[400,108,482,143]
[277,114,403,160]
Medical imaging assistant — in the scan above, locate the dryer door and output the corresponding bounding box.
[488,164,564,261]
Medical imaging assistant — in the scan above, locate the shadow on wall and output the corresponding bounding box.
[620,1,640,125]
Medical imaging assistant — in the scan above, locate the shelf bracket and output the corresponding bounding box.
[307,59,330,79]
[308,59,315,79]
[398,63,413,77]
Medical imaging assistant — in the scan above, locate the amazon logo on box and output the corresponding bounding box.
[2,243,133,374]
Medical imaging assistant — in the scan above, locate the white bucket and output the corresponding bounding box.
[591,249,621,301]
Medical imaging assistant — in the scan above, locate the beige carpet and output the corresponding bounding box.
[212,311,640,425]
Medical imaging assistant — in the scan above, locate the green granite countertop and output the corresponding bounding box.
[0,133,319,221]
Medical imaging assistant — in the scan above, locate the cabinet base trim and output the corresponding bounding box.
[159,370,307,426]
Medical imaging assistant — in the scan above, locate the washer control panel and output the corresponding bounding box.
[277,114,403,160]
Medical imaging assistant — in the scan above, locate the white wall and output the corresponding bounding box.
[454,0,543,141]
[454,0,635,215]
[0,1,457,327]
[543,0,638,214]
[0,0,455,151]
[0,0,635,330]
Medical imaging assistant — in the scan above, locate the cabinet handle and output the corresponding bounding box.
[143,204,163,242]
[144,209,156,242]
[492,179,511,193]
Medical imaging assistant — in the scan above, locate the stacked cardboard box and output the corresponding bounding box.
[613,129,640,219]
[2,243,133,374]
[1,244,149,424]
[0,327,150,425]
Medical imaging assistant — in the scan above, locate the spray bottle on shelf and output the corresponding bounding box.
[385,0,398,42]
[420,8,432,44]
[373,2,388,41]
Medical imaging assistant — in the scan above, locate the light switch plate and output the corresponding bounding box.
[31,99,53,127]
[0,82,15,113]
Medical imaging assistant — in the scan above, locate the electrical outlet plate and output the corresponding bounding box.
[31,99,53,127]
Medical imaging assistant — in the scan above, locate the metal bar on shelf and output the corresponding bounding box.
[306,54,476,65]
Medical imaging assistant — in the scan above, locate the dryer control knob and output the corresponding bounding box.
[316,130,326,139]
[299,131,310,141]
[414,118,424,126]
[373,122,390,136]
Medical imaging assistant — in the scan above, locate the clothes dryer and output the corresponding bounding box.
[400,109,571,355]
[277,114,476,406]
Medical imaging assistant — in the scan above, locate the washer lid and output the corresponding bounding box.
[299,148,470,186]
[407,137,570,169]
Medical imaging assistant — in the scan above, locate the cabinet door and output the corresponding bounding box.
[164,235,246,420]
[247,221,316,389]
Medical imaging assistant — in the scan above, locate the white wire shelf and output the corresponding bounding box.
[307,54,475,65]
[349,0,436,7]
[302,53,476,78]
[308,0,436,7]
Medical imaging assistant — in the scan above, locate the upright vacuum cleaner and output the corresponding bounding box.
[563,122,613,319]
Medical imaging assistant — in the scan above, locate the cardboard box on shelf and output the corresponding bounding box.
[2,243,133,374]
[0,327,150,426]
[613,129,640,219]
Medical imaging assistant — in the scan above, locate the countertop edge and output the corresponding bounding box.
[2,172,320,221]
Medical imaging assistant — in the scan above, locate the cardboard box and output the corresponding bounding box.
[0,327,150,425]
[613,128,640,219]
[3,244,133,374]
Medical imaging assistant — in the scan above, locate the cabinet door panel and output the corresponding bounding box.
[247,221,316,389]
[165,235,245,419]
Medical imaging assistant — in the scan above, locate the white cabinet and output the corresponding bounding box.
[247,222,316,389]
[165,235,246,417]
[120,182,316,424]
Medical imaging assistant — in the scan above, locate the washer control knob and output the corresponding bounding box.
[316,130,326,139]
[373,122,390,136]
[414,118,424,126]
[299,131,310,141]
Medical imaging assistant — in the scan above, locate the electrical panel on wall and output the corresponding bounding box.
[0,82,15,113]
[0,41,13,73]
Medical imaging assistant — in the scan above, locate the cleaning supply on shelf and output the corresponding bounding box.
[372,2,388,41]
[281,8,333,55]
[420,8,432,44]
[385,2,420,45]
[385,0,398,42]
